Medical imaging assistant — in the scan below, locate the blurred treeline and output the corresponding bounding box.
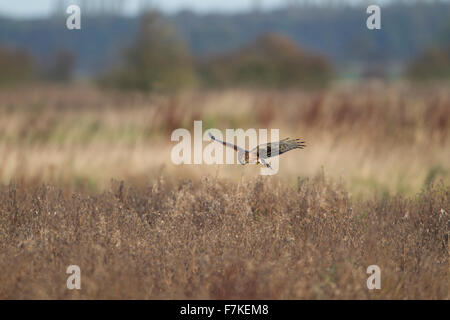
[0,47,34,86]
[0,47,75,86]
[407,46,450,81]
[99,12,333,91]
[0,1,449,91]
[0,11,334,91]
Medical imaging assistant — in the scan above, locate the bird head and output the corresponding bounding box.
[237,151,247,165]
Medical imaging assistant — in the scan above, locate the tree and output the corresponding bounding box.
[406,46,450,81]
[42,50,76,82]
[100,11,197,92]
[0,47,35,87]
[199,33,334,88]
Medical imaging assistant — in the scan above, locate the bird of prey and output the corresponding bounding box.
[208,132,306,169]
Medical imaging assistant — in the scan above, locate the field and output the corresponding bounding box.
[0,83,448,299]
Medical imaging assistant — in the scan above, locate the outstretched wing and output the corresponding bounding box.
[208,132,247,153]
[251,138,306,159]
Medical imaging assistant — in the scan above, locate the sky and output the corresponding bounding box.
[1,0,280,17]
[0,0,394,18]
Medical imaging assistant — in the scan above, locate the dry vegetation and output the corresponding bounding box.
[0,176,447,299]
[0,83,448,299]
[0,83,448,196]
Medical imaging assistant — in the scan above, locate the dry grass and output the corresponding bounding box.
[0,83,448,299]
[0,176,447,299]
[0,83,448,196]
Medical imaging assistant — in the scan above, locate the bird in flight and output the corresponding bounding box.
[208,132,306,169]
